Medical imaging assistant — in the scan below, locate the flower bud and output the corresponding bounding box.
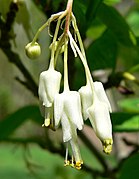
[25,42,41,59]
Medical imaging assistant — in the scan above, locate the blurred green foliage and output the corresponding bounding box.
[0,0,139,178]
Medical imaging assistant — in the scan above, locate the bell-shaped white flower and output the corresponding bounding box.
[87,95,113,154]
[38,68,62,107]
[38,68,61,128]
[54,91,84,168]
[79,81,113,154]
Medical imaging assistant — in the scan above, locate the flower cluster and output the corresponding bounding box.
[25,4,113,170]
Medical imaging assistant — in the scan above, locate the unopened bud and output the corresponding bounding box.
[25,42,41,59]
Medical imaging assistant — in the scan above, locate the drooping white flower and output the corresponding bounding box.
[38,68,61,128]
[87,97,113,154]
[54,91,84,169]
[38,68,62,108]
[79,81,113,154]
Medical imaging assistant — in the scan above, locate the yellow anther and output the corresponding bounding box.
[75,160,83,170]
[44,118,51,127]
[64,160,70,167]
[102,139,113,154]
[42,118,51,128]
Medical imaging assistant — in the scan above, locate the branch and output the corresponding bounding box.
[0,1,38,97]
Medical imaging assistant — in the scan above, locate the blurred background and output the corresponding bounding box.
[0,0,139,178]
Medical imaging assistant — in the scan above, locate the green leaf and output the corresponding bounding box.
[118,98,139,113]
[127,11,139,36]
[0,105,42,139]
[87,30,117,70]
[119,153,139,179]
[0,0,11,18]
[111,112,136,126]
[104,0,121,5]
[73,0,87,34]
[110,112,139,132]
[52,0,63,11]
[97,3,137,46]
[113,114,139,132]
[85,0,103,27]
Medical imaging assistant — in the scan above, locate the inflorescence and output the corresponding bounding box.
[25,0,113,170]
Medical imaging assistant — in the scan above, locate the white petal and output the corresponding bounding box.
[62,91,84,130]
[38,73,48,106]
[38,69,61,107]
[94,82,112,112]
[61,112,72,142]
[70,137,82,165]
[54,93,64,127]
[87,97,112,141]
[79,85,93,120]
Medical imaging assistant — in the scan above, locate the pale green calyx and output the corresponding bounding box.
[25,42,41,59]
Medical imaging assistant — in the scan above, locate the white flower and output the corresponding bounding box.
[54,91,84,169]
[38,68,61,128]
[38,68,62,108]
[79,82,113,154]
[87,98,113,154]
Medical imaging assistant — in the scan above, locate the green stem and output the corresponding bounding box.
[49,11,67,69]
[72,13,86,59]
[68,31,94,90]
[53,33,65,66]
[63,39,70,91]
[32,11,66,44]
[32,21,49,44]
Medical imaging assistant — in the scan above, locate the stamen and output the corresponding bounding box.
[102,139,113,154]
[44,118,51,127]
[70,156,75,168]
[42,118,50,127]
[64,160,70,167]
[75,160,83,170]
[64,143,70,167]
